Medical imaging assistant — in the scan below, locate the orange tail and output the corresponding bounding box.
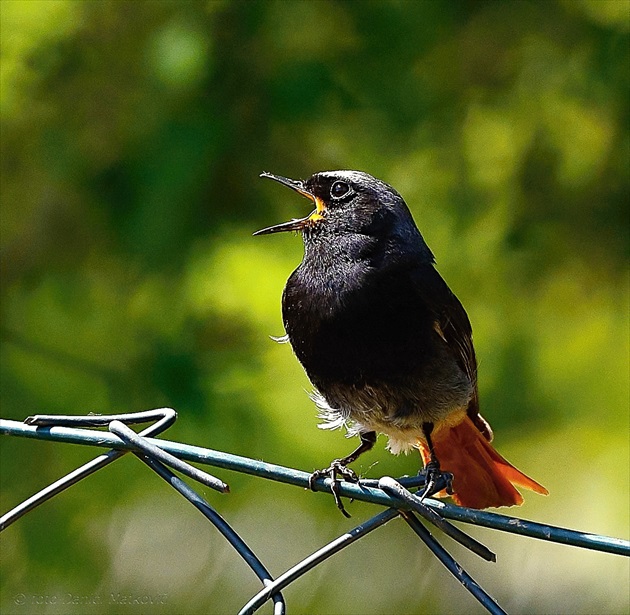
[419,416,548,509]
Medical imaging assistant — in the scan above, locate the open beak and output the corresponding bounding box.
[254,172,325,236]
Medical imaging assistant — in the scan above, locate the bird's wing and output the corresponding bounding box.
[416,264,493,441]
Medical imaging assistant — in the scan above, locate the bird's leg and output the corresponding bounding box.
[308,431,377,518]
[418,422,454,502]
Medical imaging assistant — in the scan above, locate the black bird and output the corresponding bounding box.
[255,170,547,514]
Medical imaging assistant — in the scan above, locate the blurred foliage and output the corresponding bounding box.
[1,1,628,614]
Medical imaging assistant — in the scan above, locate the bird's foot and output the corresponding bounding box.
[308,460,359,518]
[418,460,454,502]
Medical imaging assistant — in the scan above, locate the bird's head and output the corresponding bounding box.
[254,170,428,257]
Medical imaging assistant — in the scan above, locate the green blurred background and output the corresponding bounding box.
[1,1,628,613]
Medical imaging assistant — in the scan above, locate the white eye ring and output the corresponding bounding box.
[330,181,351,199]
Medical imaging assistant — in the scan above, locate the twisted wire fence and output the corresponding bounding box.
[1,409,628,615]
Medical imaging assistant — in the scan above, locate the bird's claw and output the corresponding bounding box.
[308,460,359,518]
[418,460,454,502]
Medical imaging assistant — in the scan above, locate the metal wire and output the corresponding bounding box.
[131,447,285,615]
[0,410,177,531]
[109,420,228,493]
[2,418,626,556]
[238,508,400,615]
[401,510,507,615]
[378,475,496,561]
[1,413,628,615]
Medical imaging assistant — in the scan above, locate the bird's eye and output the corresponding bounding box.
[330,181,350,199]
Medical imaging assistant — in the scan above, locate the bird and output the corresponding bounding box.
[254,170,548,514]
